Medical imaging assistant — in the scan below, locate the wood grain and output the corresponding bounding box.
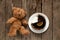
[5,0,14,40]
[12,0,22,8]
[0,0,6,40]
[42,0,53,40]
[53,0,60,40]
[0,0,60,40]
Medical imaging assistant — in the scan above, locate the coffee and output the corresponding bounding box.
[31,15,46,30]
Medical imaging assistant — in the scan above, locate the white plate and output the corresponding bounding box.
[28,13,49,33]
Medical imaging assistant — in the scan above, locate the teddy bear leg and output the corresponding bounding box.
[21,19,28,27]
[8,25,18,37]
[19,26,30,36]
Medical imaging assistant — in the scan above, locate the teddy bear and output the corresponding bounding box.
[6,7,30,37]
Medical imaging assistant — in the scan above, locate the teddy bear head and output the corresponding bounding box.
[12,7,27,19]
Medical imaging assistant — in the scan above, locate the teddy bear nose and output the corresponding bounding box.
[18,15,20,16]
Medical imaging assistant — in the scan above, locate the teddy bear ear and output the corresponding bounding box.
[12,7,17,11]
[21,8,27,15]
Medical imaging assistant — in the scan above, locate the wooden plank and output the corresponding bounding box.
[42,0,53,40]
[5,0,14,40]
[12,0,22,8]
[36,0,42,12]
[53,0,60,40]
[0,0,6,40]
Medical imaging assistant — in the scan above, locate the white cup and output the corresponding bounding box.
[28,13,49,33]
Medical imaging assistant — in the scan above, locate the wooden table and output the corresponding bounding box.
[0,0,60,40]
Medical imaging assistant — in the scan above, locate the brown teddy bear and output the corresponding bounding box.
[6,7,30,37]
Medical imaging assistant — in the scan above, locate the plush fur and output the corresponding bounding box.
[6,7,30,37]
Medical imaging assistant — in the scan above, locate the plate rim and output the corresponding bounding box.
[28,13,49,33]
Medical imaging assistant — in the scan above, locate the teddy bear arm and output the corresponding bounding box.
[21,19,28,27]
[6,17,17,24]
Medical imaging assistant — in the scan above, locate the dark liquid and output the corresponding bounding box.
[31,15,46,30]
